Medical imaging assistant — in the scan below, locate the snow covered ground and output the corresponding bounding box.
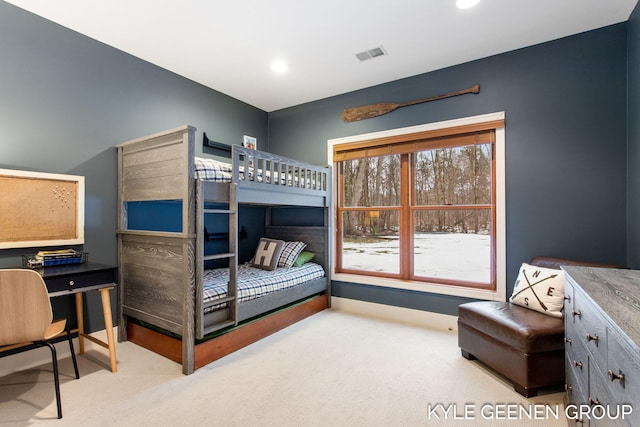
[342,232,490,283]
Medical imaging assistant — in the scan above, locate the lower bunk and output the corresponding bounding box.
[118,222,330,374]
[126,292,328,370]
[119,232,330,373]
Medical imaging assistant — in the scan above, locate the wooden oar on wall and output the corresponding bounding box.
[341,84,480,122]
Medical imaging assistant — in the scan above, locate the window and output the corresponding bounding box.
[330,113,505,298]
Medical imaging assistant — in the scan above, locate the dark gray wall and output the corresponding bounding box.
[629,3,640,269]
[269,24,629,315]
[0,2,267,331]
[1,0,634,323]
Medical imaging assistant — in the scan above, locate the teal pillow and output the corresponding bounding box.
[293,251,315,267]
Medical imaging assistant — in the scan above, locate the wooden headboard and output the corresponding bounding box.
[264,225,328,272]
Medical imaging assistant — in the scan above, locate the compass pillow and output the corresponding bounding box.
[509,263,566,317]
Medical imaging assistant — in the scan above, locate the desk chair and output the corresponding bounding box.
[0,269,79,419]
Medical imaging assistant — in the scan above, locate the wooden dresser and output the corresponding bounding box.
[563,266,640,426]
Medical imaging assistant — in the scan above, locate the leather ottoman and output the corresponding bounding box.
[457,300,565,397]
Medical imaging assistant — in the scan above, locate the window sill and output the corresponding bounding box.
[331,272,506,301]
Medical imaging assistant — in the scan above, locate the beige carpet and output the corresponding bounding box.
[0,309,567,426]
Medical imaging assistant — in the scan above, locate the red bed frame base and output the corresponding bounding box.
[127,293,328,371]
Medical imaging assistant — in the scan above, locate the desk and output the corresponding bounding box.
[36,262,118,373]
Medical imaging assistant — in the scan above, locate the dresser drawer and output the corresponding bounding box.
[566,355,588,402]
[44,269,115,293]
[572,290,608,367]
[588,363,634,427]
[606,331,640,426]
[588,375,616,427]
[566,327,589,392]
[564,280,575,325]
[589,359,613,406]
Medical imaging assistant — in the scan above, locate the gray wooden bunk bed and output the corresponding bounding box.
[116,125,330,374]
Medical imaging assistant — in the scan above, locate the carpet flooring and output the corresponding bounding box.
[0,309,567,426]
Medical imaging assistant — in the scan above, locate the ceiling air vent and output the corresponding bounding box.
[355,46,387,61]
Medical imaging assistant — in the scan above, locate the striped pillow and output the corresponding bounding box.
[277,241,307,268]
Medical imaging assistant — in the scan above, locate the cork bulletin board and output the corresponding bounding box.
[0,169,85,249]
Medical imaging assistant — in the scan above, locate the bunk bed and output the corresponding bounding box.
[116,125,330,374]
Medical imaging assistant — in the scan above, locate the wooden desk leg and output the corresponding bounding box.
[99,287,118,373]
[74,293,85,354]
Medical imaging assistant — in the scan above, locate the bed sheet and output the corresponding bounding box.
[194,156,320,188]
[194,156,235,182]
[202,262,325,313]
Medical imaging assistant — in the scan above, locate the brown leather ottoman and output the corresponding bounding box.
[457,301,565,397]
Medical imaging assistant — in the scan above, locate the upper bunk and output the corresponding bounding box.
[117,125,330,213]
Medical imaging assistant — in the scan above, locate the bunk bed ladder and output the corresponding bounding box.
[196,181,239,338]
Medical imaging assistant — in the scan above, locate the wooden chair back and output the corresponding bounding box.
[0,269,53,346]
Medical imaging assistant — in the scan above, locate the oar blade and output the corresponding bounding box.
[341,102,400,122]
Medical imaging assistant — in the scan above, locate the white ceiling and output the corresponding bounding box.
[5,0,638,112]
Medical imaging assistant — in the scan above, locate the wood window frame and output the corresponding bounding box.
[328,112,506,301]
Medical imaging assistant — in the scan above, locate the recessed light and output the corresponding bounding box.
[271,60,288,73]
[457,0,480,9]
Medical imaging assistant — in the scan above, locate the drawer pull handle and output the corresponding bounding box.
[588,397,601,406]
[573,360,583,369]
[565,384,573,392]
[69,280,75,287]
[572,310,582,318]
[564,338,572,345]
[564,295,571,302]
[608,370,625,383]
[586,334,599,345]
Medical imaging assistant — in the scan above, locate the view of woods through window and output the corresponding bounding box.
[336,131,495,289]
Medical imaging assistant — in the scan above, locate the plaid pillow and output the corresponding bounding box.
[277,241,307,268]
[194,156,233,182]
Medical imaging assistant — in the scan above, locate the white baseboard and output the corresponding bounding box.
[0,328,114,378]
[330,296,458,332]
